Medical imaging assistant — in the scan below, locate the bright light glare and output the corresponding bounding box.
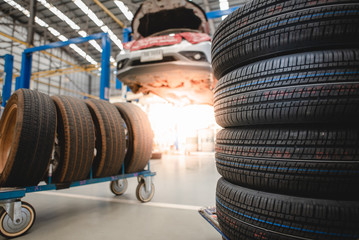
[4,0,30,16]
[48,27,60,37]
[219,0,229,20]
[74,0,123,50]
[38,0,80,30]
[78,30,87,37]
[114,1,134,21]
[4,0,98,65]
[147,103,217,152]
[35,17,49,27]
[89,40,102,53]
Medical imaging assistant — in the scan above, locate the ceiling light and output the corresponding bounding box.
[73,0,104,27]
[107,29,123,50]
[101,26,109,32]
[219,0,229,20]
[48,27,60,37]
[58,35,68,41]
[73,0,88,13]
[4,0,30,17]
[114,1,133,21]
[35,17,49,27]
[74,0,123,50]
[78,30,87,37]
[38,0,80,30]
[4,0,98,65]
[89,40,102,53]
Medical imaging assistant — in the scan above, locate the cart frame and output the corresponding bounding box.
[0,162,156,237]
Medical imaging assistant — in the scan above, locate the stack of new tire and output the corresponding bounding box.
[212,1,359,239]
[0,89,153,188]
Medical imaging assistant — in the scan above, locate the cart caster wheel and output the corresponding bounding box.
[0,202,36,238]
[136,181,155,203]
[110,179,128,196]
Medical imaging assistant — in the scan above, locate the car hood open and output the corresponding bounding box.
[132,0,209,40]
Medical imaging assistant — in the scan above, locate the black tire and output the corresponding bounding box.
[212,2,359,79]
[114,103,153,173]
[212,0,359,48]
[214,50,359,127]
[86,99,126,178]
[216,178,359,240]
[0,89,56,187]
[51,96,95,183]
[216,127,359,200]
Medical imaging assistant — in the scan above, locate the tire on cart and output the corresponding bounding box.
[110,179,128,196]
[113,103,153,173]
[0,89,57,187]
[85,99,126,178]
[51,96,95,183]
[0,201,36,238]
[136,177,155,203]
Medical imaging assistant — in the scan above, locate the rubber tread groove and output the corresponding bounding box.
[216,178,359,240]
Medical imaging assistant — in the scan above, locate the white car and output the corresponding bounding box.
[116,0,215,105]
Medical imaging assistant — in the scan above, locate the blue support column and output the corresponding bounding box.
[18,32,108,92]
[1,54,14,107]
[15,77,21,91]
[19,52,33,90]
[100,33,111,100]
[123,27,132,43]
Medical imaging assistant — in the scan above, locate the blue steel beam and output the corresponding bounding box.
[23,32,106,54]
[18,52,32,89]
[18,33,111,101]
[100,33,111,100]
[206,6,241,19]
[25,170,156,193]
[0,54,14,107]
[15,76,21,90]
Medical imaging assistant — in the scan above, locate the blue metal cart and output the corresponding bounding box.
[0,163,156,238]
[0,114,156,233]
[0,33,156,238]
[199,206,229,240]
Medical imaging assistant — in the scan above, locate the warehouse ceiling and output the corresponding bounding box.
[0,0,247,67]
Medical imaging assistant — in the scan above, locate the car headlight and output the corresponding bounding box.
[179,51,208,62]
[117,58,129,70]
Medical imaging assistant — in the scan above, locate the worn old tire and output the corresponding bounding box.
[114,103,153,173]
[150,152,162,160]
[216,178,359,240]
[0,89,56,187]
[214,50,359,127]
[86,99,126,178]
[51,96,95,183]
[212,2,359,79]
[216,127,359,200]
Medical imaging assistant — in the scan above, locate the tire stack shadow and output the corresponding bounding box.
[211,0,359,239]
[0,90,153,188]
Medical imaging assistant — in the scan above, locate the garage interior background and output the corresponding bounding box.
[0,0,247,154]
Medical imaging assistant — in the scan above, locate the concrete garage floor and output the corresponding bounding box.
[10,153,221,240]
